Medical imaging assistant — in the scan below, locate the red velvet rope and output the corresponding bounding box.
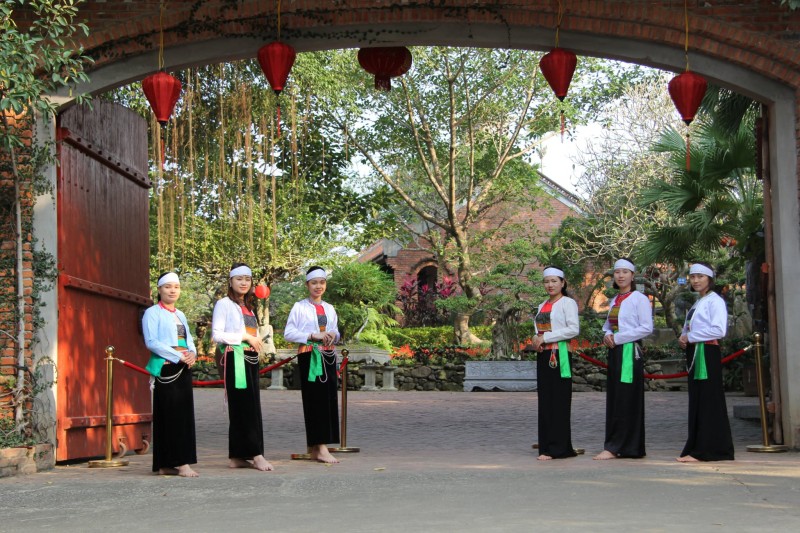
[115,355,298,386]
[574,346,751,379]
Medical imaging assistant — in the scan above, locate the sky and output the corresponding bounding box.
[530,123,605,197]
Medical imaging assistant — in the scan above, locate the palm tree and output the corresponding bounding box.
[637,91,762,268]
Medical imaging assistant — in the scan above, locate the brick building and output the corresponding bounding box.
[358,173,581,296]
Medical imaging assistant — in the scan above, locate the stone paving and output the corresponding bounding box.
[1,389,799,532]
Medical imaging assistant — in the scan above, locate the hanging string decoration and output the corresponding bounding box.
[539,0,577,141]
[257,0,297,136]
[668,0,708,171]
[141,1,181,171]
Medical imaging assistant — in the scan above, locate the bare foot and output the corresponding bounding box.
[676,455,700,463]
[593,450,617,460]
[158,467,179,475]
[310,445,339,464]
[176,464,199,477]
[537,454,553,461]
[252,455,274,471]
[229,458,252,469]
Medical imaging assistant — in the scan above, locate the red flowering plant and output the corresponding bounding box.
[398,275,458,327]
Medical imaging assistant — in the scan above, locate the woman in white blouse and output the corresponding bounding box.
[211,263,273,471]
[531,266,580,460]
[677,262,734,462]
[283,266,341,464]
[595,258,653,460]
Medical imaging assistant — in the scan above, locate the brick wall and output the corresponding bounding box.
[0,114,35,421]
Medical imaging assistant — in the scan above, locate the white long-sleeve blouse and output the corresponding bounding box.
[602,291,654,345]
[283,299,340,345]
[211,296,247,346]
[682,292,728,343]
[534,296,580,343]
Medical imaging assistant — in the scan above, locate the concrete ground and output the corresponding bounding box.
[1,390,799,532]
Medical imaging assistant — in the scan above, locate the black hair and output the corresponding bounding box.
[688,261,717,293]
[543,265,568,296]
[155,271,174,302]
[612,257,636,291]
[306,265,326,276]
[227,262,257,315]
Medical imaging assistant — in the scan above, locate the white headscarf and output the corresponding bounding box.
[614,259,636,272]
[306,268,327,281]
[689,263,714,278]
[157,272,179,287]
[543,267,565,279]
[229,265,252,278]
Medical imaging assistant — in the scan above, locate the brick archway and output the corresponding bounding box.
[35,1,800,447]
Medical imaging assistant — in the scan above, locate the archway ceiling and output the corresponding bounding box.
[43,1,800,99]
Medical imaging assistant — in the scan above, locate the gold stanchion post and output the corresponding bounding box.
[89,346,130,468]
[747,332,788,453]
[331,349,359,453]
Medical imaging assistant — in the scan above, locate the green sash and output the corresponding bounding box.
[693,343,708,380]
[557,341,571,379]
[146,338,188,378]
[307,342,323,382]
[620,342,634,384]
[228,341,251,389]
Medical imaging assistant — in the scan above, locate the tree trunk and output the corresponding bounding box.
[454,313,481,345]
[491,308,520,360]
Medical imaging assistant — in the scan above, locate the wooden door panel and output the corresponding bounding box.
[56,101,152,461]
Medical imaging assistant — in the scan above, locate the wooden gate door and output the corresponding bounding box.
[56,101,152,461]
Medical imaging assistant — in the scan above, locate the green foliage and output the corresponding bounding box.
[781,0,800,10]
[319,261,400,343]
[0,0,92,123]
[637,90,762,269]
[0,417,35,448]
[385,326,455,348]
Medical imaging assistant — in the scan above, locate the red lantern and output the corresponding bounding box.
[142,71,182,125]
[357,47,413,91]
[539,47,577,101]
[257,41,297,96]
[254,284,270,299]
[668,71,707,126]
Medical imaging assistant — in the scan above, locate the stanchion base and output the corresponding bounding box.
[747,444,790,453]
[88,459,129,468]
[290,453,313,460]
[329,447,360,453]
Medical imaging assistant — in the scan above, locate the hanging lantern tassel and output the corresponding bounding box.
[276,101,281,137]
[560,109,566,142]
[685,129,691,171]
[160,134,166,172]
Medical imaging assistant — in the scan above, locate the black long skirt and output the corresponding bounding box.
[681,343,734,461]
[297,352,340,446]
[152,362,197,471]
[223,349,264,459]
[603,344,646,458]
[537,349,577,459]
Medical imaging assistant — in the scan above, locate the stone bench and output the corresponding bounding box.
[463,361,537,392]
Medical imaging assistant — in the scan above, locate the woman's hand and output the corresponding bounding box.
[245,334,263,352]
[179,350,197,366]
[603,334,616,349]
[531,334,544,352]
[678,334,688,350]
